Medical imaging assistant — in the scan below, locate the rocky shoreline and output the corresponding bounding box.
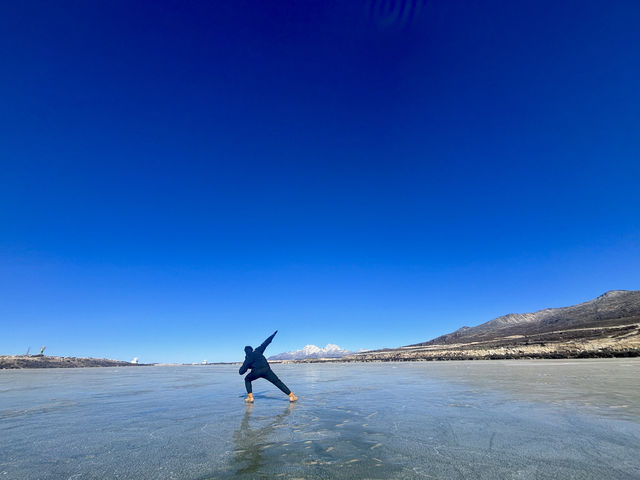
[0,355,149,369]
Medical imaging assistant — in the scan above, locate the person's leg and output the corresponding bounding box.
[244,371,259,402]
[264,369,292,395]
[245,371,259,393]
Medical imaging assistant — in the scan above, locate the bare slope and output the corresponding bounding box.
[343,290,640,361]
[416,290,640,346]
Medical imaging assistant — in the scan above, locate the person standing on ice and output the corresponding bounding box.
[239,330,298,403]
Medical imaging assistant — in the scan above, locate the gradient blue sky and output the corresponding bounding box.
[1,1,639,363]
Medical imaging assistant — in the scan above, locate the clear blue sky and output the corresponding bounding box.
[1,1,639,363]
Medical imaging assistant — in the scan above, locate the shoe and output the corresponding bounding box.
[289,393,298,402]
[245,393,254,403]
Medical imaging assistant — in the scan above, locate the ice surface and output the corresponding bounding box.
[1,359,639,479]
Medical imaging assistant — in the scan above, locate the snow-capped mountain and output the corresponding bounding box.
[268,344,352,360]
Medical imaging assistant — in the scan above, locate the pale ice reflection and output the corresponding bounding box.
[1,360,639,479]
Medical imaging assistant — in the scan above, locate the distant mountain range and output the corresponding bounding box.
[337,290,640,361]
[269,344,352,361]
[416,290,640,346]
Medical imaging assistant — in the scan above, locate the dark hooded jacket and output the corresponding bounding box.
[239,331,277,375]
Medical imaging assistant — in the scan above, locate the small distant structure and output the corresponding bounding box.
[202,360,208,365]
[131,357,139,364]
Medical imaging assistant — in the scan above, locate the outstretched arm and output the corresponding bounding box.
[255,330,278,354]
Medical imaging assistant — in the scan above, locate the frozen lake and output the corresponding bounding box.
[1,360,639,479]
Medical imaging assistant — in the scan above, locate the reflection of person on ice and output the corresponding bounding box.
[239,330,298,403]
